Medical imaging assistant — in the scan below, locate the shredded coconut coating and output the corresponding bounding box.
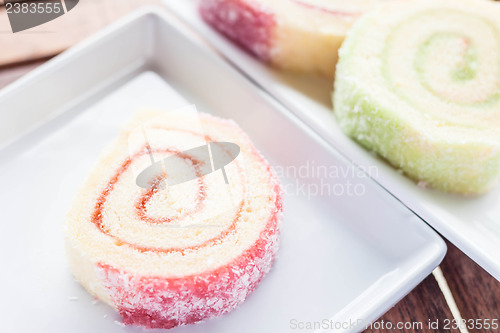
[65,111,283,329]
[199,0,393,77]
[333,0,500,194]
[98,183,281,329]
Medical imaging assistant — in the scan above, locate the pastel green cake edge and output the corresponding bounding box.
[333,74,500,194]
[333,27,500,194]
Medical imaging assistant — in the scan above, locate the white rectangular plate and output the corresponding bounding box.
[165,0,500,281]
[0,8,444,333]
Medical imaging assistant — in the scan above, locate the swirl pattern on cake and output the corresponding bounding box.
[334,0,500,194]
[200,0,394,76]
[65,110,283,329]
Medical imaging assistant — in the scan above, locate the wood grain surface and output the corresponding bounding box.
[366,274,461,333]
[0,0,159,67]
[0,1,499,332]
[440,241,500,333]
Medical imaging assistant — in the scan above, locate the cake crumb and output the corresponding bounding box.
[114,320,125,327]
[417,181,428,189]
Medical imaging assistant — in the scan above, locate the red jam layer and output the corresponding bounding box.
[200,0,276,61]
[98,178,283,329]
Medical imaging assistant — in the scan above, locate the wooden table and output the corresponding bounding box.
[1,1,499,332]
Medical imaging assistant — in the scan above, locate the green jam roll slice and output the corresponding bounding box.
[333,0,500,194]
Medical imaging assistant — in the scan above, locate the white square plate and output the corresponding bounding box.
[164,0,500,281]
[0,8,444,333]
